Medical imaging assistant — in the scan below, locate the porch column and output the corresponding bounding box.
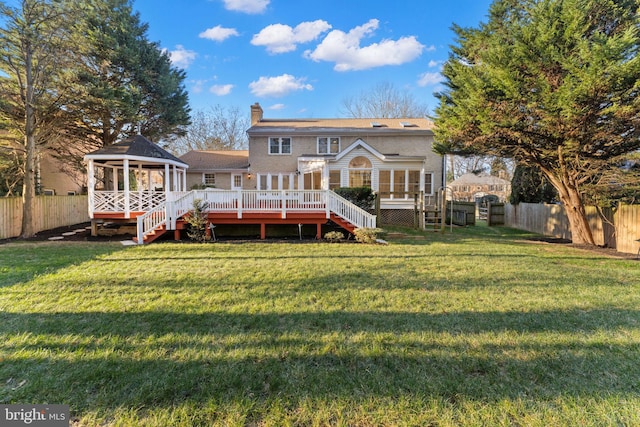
[123,158,130,219]
[405,169,410,200]
[322,164,329,190]
[173,165,178,192]
[164,164,170,193]
[113,165,119,196]
[136,163,143,212]
[87,159,95,217]
[182,168,187,191]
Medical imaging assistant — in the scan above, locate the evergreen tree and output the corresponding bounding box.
[62,0,190,150]
[0,0,77,237]
[510,164,557,204]
[435,0,640,245]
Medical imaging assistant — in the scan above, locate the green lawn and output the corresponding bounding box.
[1,227,639,426]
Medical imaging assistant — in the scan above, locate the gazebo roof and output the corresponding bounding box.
[84,135,188,168]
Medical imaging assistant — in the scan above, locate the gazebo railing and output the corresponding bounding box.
[93,191,127,212]
[93,191,165,213]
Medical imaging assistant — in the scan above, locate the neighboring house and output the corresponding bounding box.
[180,150,249,190]
[247,103,444,222]
[449,172,512,203]
[39,150,85,195]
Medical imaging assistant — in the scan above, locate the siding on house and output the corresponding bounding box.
[246,103,444,202]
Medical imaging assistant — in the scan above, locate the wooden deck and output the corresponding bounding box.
[89,189,374,244]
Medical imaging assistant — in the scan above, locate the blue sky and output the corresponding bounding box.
[134,0,494,119]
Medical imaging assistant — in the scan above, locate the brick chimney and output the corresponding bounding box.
[250,102,263,125]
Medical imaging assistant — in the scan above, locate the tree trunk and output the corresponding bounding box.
[543,166,596,246]
[20,134,37,238]
[20,38,36,238]
[559,187,596,245]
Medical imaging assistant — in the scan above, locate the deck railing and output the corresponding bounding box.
[102,189,376,244]
[136,202,168,243]
[327,191,377,229]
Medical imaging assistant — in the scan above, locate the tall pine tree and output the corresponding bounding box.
[435,0,640,245]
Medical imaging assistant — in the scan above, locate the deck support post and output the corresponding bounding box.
[316,223,322,240]
[260,223,266,240]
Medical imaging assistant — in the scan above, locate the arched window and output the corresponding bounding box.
[349,156,372,188]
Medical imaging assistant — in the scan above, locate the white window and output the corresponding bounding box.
[425,173,434,195]
[269,137,291,155]
[232,174,242,190]
[317,137,340,154]
[204,173,216,186]
[348,156,372,188]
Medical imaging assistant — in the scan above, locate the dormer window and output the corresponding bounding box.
[317,137,340,154]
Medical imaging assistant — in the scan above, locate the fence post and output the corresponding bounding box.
[414,194,419,229]
[487,202,492,227]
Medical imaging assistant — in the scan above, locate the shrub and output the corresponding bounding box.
[184,199,210,242]
[334,187,376,210]
[353,227,384,244]
[324,231,345,243]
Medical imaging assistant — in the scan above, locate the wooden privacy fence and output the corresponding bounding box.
[446,201,476,226]
[504,203,640,255]
[0,195,89,239]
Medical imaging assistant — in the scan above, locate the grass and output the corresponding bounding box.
[1,227,639,426]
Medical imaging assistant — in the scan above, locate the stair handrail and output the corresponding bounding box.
[136,202,168,245]
[326,191,376,229]
[169,191,197,229]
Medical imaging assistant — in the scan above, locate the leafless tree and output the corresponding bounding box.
[164,105,249,155]
[340,82,430,118]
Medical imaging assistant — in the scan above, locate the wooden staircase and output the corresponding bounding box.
[425,210,443,229]
[133,224,168,244]
[330,213,358,234]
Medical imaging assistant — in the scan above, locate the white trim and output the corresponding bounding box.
[83,153,188,169]
[335,139,385,162]
[123,158,130,218]
[231,173,243,190]
[317,136,341,154]
[268,137,292,155]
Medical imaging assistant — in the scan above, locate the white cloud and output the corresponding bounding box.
[222,0,269,14]
[191,80,206,94]
[199,25,239,42]
[168,45,197,69]
[417,71,444,87]
[428,60,442,68]
[210,84,234,96]
[269,103,286,110]
[252,20,331,54]
[304,19,424,71]
[249,74,313,97]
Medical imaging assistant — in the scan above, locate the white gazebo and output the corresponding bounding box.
[84,135,188,228]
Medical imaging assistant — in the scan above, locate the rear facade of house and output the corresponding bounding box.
[244,103,444,225]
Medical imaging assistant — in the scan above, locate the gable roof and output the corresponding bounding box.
[247,117,435,136]
[334,138,425,162]
[180,150,249,171]
[84,135,187,167]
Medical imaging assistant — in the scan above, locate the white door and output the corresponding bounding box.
[231,174,243,190]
